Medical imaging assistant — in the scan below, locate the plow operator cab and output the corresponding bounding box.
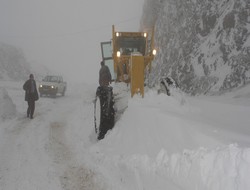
[94,25,156,140]
[111,25,156,97]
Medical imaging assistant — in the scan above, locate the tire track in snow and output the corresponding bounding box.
[49,121,105,190]
[0,115,51,189]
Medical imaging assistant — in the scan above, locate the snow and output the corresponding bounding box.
[0,87,16,120]
[1,80,250,190]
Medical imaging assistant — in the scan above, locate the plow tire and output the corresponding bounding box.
[94,86,115,140]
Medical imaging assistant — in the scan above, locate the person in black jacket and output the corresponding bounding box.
[23,74,39,119]
[99,60,112,87]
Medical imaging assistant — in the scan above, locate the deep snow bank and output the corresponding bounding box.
[0,87,16,120]
[93,89,250,190]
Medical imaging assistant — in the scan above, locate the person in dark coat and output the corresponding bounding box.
[23,74,39,119]
[99,60,112,87]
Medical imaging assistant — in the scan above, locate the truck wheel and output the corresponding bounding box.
[94,95,101,135]
[62,88,66,96]
[94,86,115,140]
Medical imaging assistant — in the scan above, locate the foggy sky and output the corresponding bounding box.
[0,0,144,84]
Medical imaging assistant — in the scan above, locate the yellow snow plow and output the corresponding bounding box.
[101,25,156,97]
[94,25,156,140]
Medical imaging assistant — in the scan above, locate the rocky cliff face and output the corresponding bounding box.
[0,43,31,81]
[141,0,250,94]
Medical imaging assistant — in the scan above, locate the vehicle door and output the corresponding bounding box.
[101,41,115,80]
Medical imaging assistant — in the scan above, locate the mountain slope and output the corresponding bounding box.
[141,0,250,95]
[0,43,31,80]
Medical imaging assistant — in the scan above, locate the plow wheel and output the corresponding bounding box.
[94,86,115,140]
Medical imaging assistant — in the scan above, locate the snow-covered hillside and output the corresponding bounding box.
[0,81,250,190]
[0,43,31,80]
[0,42,49,81]
[141,0,250,95]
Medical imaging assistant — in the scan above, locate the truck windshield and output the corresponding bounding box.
[116,36,146,55]
[44,76,59,82]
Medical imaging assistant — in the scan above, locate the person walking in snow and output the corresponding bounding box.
[99,60,112,87]
[23,74,39,119]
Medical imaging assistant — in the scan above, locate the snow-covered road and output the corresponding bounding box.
[0,81,107,189]
[1,81,250,190]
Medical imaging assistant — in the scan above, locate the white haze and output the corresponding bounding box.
[0,0,144,84]
[1,1,250,189]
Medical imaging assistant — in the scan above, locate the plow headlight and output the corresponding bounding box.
[117,51,121,57]
[39,85,43,88]
[143,32,147,38]
[152,49,157,55]
[51,85,55,89]
[116,32,120,37]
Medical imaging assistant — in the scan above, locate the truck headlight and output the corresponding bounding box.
[117,51,121,57]
[51,85,54,89]
[152,49,157,55]
[39,85,43,88]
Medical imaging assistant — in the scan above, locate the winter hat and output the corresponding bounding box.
[29,74,34,79]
